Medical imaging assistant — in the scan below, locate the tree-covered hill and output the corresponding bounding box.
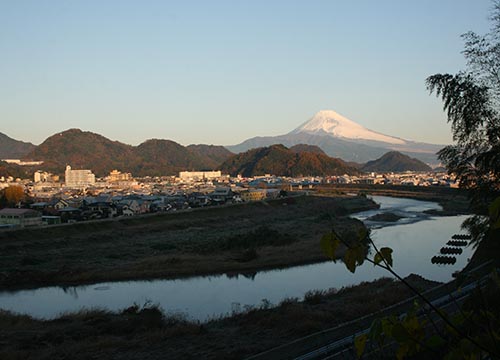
[220,144,360,177]
[361,151,432,172]
[23,129,226,177]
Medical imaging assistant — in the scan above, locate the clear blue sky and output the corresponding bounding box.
[0,0,493,146]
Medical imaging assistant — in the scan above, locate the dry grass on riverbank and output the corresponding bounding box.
[0,276,439,360]
[316,184,471,215]
[0,195,377,290]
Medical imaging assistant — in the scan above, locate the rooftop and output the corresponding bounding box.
[0,208,40,216]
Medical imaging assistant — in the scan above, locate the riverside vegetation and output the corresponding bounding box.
[0,194,377,289]
[0,276,440,360]
[0,189,475,359]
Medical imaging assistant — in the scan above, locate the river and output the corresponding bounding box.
[0,196,473,321]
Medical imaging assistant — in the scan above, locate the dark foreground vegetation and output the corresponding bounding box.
[0,276,440,360]
[0,195,377,290]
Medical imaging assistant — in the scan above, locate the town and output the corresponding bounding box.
[0,163,458,228]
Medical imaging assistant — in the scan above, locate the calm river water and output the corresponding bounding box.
[0,196,473,321]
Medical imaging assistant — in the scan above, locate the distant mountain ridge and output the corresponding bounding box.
[3,109,444,177]
[0,132,36,159]
[24,129,234,177]
[220,144,359,177]
[290,110,405,145]
[227,110,444,164]
[1,127,433,178]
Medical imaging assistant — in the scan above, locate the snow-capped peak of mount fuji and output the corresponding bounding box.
[290,110,406,145]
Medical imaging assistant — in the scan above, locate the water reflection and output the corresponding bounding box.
[61,286,80,299]
[225,271,257,280]
[0,196,472,322]
[354,195,443,228]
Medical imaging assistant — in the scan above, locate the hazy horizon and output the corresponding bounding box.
[0,1,492,146]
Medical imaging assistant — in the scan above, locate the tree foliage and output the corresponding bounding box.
[427,1,500,247]
[427,2,500,204]
[321,5,500,358]
[2,185,25,206]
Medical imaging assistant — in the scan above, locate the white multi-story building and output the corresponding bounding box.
[65,165,95,188]
[108,169,132,182]
[34,170,52,183]
[179,171,222,182]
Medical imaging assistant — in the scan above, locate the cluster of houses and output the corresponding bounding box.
[0,186,284,228]
[0,166,459,229]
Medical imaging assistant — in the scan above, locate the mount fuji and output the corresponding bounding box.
[227,110,444,165]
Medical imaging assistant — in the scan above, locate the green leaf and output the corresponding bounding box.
[426,335,446,349]
[344,248,357,273]
[344,243,367,273]
[488,196,500,229]
[403,313,420,333]
[374,247,393,267]
[357,226,368,240]
[354,333,367,358]
[320,232,341,260]
[381,318,393,337]
[492,269,500,289]
[396,343,409,360]
[392,323,410,343]
[369,318,383,342]
[451,313,466,327]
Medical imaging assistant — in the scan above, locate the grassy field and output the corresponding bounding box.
[0,275,440,360]
[0,189,485,359]
[0,195,377,289]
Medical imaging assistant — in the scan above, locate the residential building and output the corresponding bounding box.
[179,171,222,182]
[209,187,234,203]
[108,170,132,182]
[34,171,53,183]
[65,165,96,188]
[239,189,267,202]
[0,208,42,227]
[3,159,44,166]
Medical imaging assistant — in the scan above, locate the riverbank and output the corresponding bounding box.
[315,184,471,215]
[0,275,440,360]
[0,195,377,290]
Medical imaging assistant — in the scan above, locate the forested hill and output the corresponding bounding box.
[23,129,231,177]
[0,132,35,159]
[362,151,433,172]
[220,144,360,177]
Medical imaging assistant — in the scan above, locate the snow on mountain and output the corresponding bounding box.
[290,110,406,145]
[227,109,444,164]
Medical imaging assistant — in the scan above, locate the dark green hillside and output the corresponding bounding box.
[362,151,432,172]
[24,129,140,177]
[22,129,228,177]
[135,139,211,176]
[0,161,31,178]
[187,144,234,169]
[0,132,35,159]
[220,144,359,177]
[289,144,326,155]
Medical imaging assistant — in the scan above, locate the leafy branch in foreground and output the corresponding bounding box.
[427,0,500,248]
[320,221,499,359]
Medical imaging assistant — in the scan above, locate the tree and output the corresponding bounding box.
[322,5,500,357]
[2,185,25,207]
[426,0,500,246]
